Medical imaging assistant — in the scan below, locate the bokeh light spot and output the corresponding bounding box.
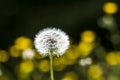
[103,2,118,14]
[0,50,9,62]
[81,30,96,43]
[14,36,33,50]
[38,59,50,72]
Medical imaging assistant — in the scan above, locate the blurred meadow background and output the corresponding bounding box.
[0,0,120,80]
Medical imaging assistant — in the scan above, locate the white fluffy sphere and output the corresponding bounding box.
[34,28,69,56]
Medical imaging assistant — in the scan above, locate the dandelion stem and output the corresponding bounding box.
[49,51,54,80]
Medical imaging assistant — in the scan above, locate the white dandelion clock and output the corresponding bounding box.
[22,49,35,60]
[34,28,69,56]
[34,27,69,80]
[79,57,92,66]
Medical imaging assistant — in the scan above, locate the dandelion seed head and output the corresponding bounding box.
[34,28,69,56]
[79,57,92,66]
[22,49,35,60]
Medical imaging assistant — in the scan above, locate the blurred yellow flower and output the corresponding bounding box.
[106,51,120,65]
[62,45,80,65]
[53,57,66,66]
[9,46,21,58]
[61,71,79,80]
[63,56,77,65]
[117,52,120,64]
[103,2,118,14]
[53,57,67,71]
[66,58,77,65]
[65,45,80,60]
[88,65,103,79]
[0,50,9,62]
[61,77,73,80]
[38,59,50,72]
[78,42,95,57]
[81,30,96,43]
[14,36,33,50]
[90,77,105,80]
[19,60,34,74]
[54,65,66,72]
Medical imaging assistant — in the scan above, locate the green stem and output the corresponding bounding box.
[49,51,54,80]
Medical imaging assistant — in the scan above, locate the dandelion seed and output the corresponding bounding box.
[34,28,69,56]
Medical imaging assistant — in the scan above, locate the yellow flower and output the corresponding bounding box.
[0,50,9,62]
[78,42,95,57]
[54,65,66,72]
[53,57,66,66]
[9,46,21,58]
[19,60,34,74]
[81,30,96,43]
[65,45,80,59]
[53,57,67,71]
[14,36,33,50]
[103,2,118,14]
[62,45,79,65]
[106,51,120,65]
[61,71,79,80]
[38,59,50,72]
[88,65,103,79]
